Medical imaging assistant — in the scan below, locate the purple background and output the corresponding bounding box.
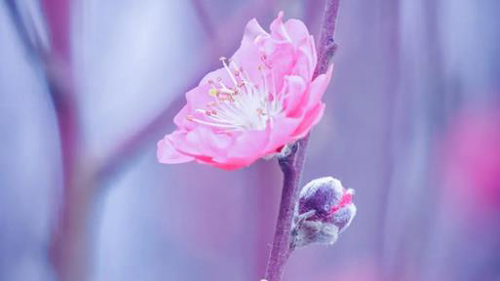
[1,0,500,280]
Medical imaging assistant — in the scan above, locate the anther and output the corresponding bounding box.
[209,88,219,96]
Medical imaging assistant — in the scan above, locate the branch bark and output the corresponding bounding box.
[264,1,342,280]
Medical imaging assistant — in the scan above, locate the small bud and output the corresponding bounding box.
[299,177,344,219]
[293,219,339,247]
[292,177,356,247]
[331,202,356,232]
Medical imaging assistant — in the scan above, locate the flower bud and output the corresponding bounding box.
[292,177,356,247]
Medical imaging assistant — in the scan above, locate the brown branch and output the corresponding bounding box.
[264,1,342,280]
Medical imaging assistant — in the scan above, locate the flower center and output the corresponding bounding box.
[186,56,283,131]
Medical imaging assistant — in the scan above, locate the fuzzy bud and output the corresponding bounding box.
[292,177,356,247]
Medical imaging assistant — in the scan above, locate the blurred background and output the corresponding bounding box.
[1,0,500,280]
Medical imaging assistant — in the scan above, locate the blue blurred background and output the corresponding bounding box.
[1,0,500,280]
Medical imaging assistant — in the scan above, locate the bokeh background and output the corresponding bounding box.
[1,0,500,280]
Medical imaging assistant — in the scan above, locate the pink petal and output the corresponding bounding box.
[281,75,308,116]
[173,84,214,130]
[231,39,265,89]
[157,133,194,164]
[266,115,302,151]
[293,103,326,139]
[223,128,271,161]
[269,11,291,42]
[241,18,269,45]
[306,64,334,108]
[267,44,296,92]
[177,127,233,159]
[284,19,311,44]
[292,35,317,80]
[207,129,272,170]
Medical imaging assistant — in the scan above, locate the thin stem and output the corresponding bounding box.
[264,139,309,281]
[264,1,342,280]
[3,0,44,58]
[191,0,217,38]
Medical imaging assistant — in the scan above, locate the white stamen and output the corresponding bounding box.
[188,56,284,131]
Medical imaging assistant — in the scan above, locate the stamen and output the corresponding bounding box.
[194,56,284,131]
[190,117,240,128]
[219,88,235,95]
[220,56,238,86]
[209,88,218,97]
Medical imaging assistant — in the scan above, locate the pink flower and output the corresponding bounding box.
[157,12,333,170]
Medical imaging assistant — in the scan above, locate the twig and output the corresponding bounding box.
[5,1,87,280]
[3,0,46,58]
[264,1,342,280]
[191,0,217,38]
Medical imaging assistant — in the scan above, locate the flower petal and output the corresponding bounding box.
[293,35,317,80]
[270,11,292,42]
[157,132,194,164]
[293,102,326,139]
[307,64,333,108]
[226,127,270,159]
[242,18,269,45]
[266,115,302,151]
[281,75,308,116]
[174,84,215,130]
[284,19,311,44]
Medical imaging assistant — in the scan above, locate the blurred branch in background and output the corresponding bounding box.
[191,0,217,40]
[4,0,83,280]
[4,0,278,280]
[4,0,46,58]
